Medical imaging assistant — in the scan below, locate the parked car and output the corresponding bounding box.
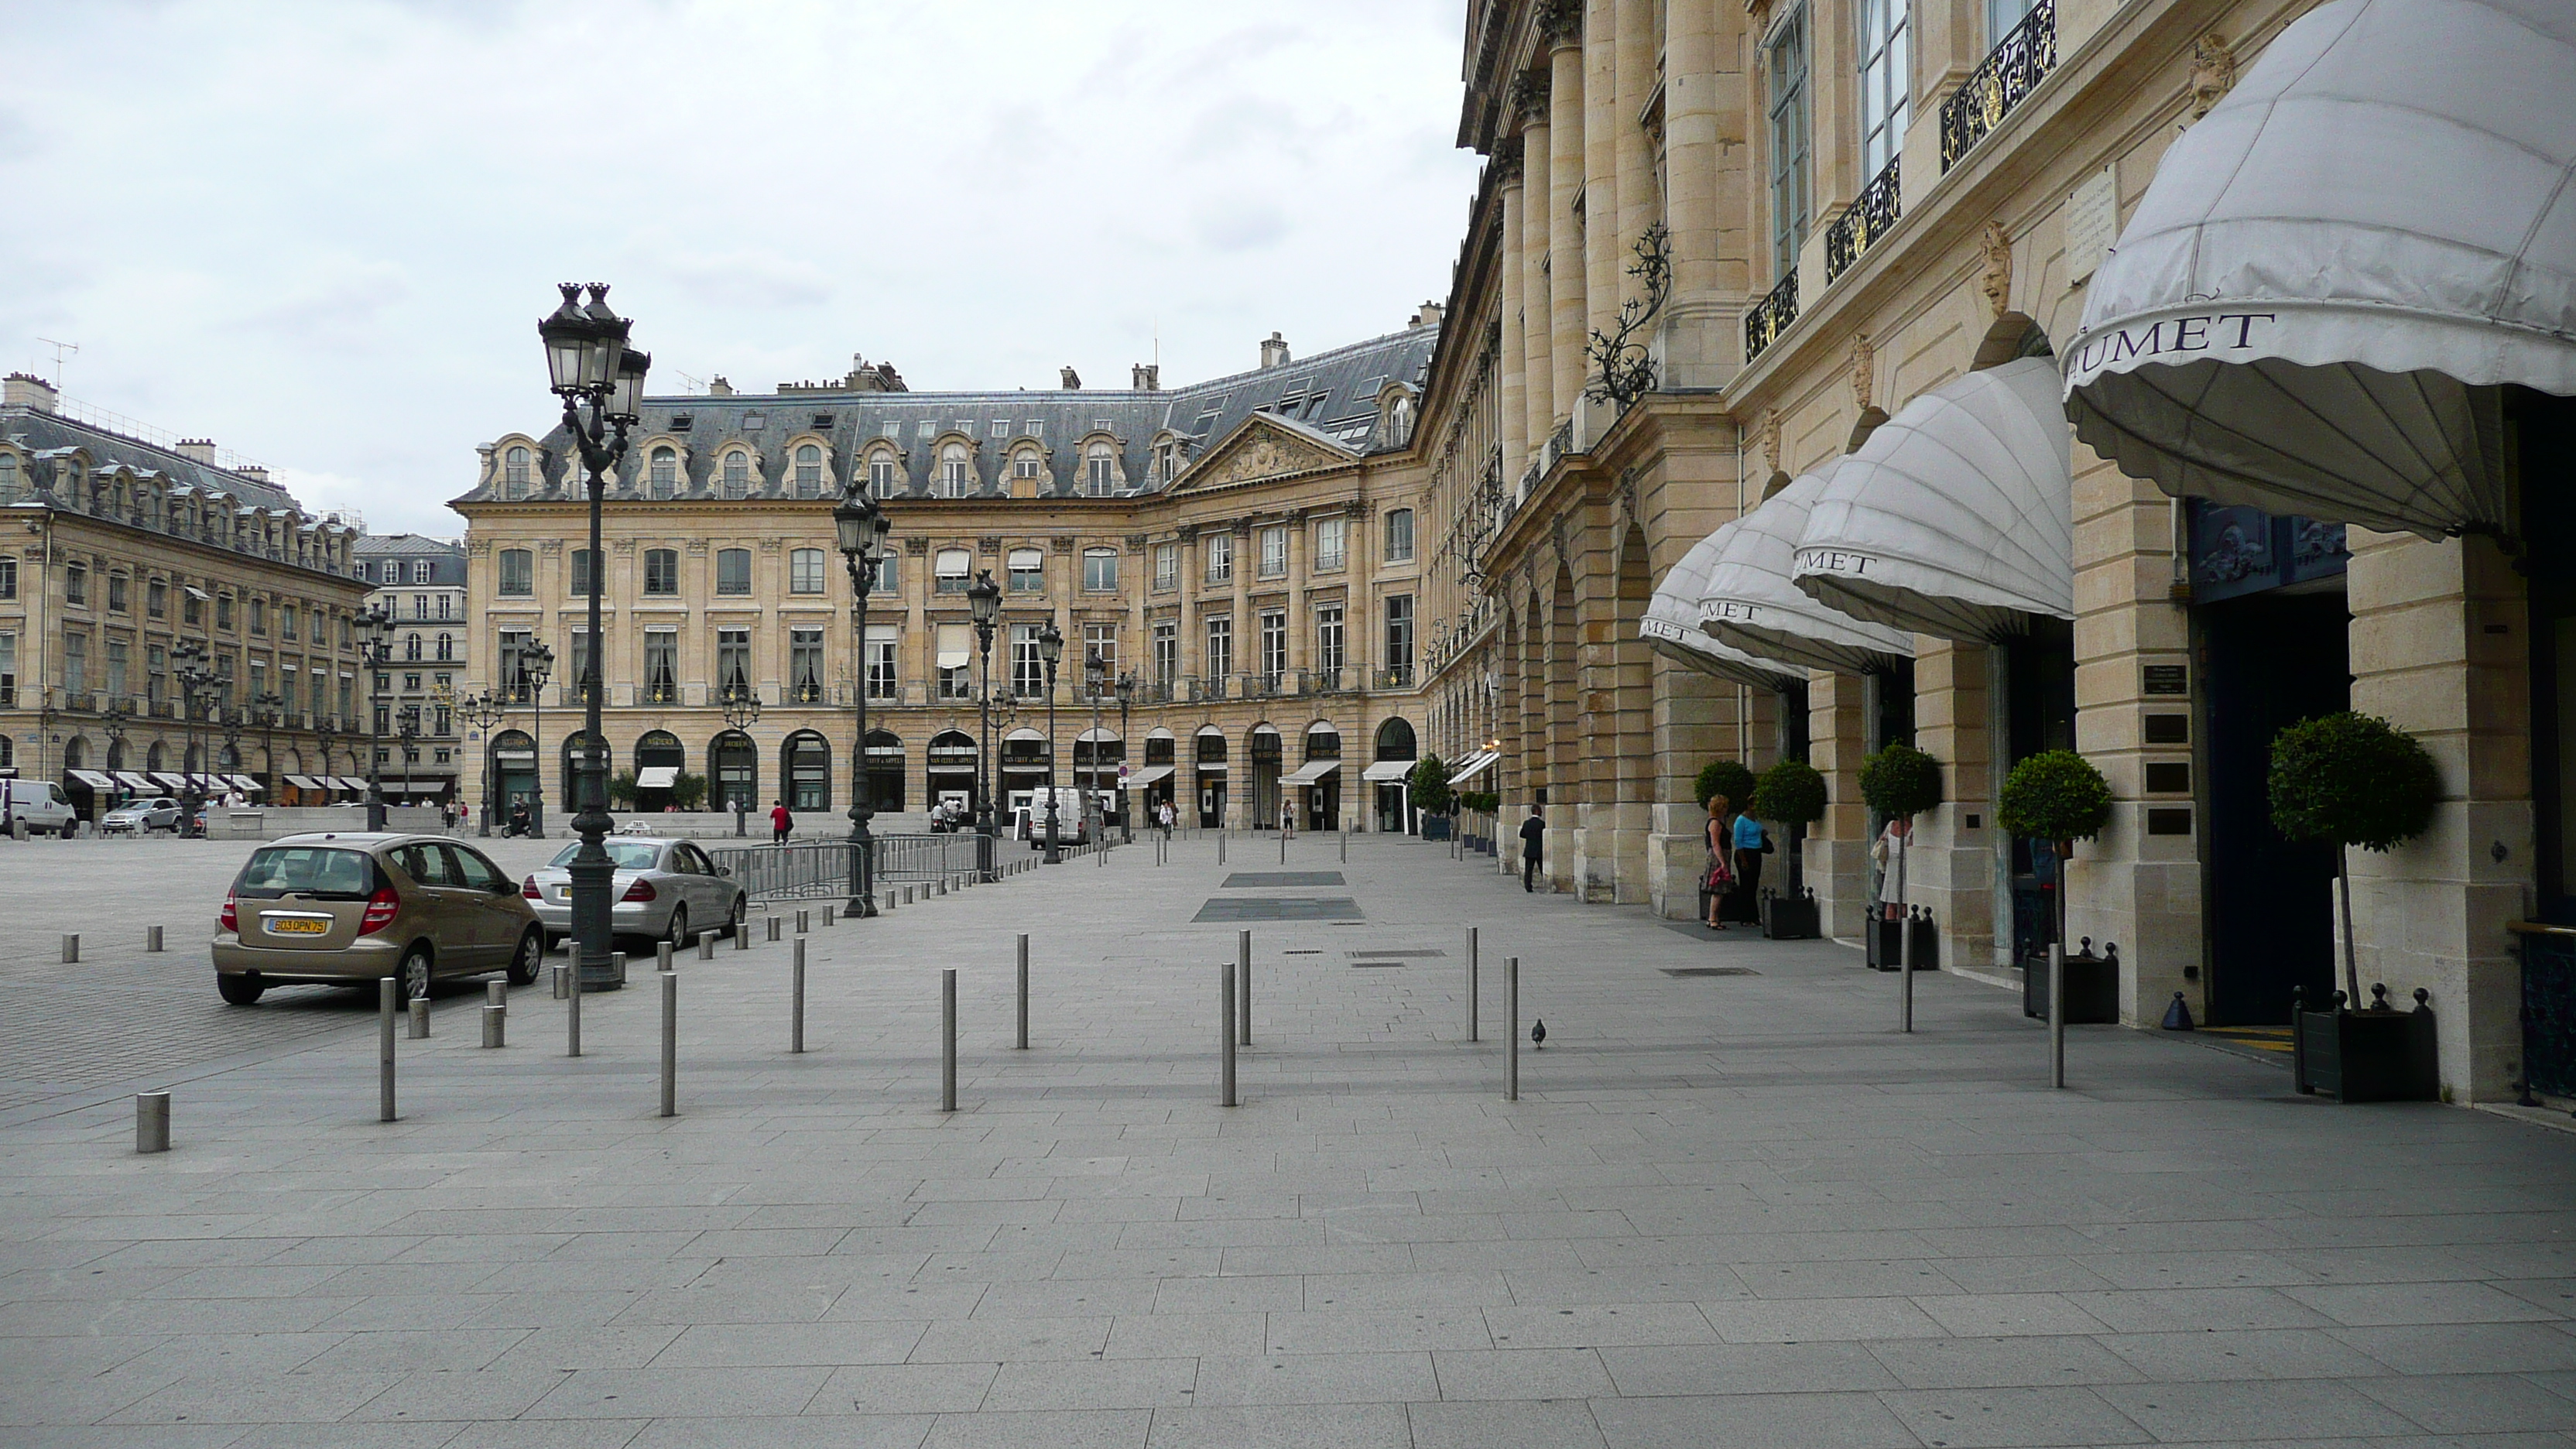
[213,833,545,1005]
[102,797,184,834]
[520,837,747,952]
[2,779,79,838]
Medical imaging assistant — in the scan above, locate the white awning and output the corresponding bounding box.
[1793,357,2074,642]
[1644,525,1800,687]
[2064,0,2576,540]
[113,772,155,791]
[227,776,264,793]
[149,771,191,790]
[1122,765,1174,788]
[1362,759,1416,783]
[69,769,116,789]
[936,622,971,670]
[1281,759,1341,786]
[286,775,322,790]
[1448,752,1499,786]
[1696,461,1916,674]
[635,766,680,790]
[338,776,371,791]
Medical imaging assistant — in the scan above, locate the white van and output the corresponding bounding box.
[2,779,79,838]
[1010,787,1094,846]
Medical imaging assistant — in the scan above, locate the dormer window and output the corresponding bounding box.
[721,450,751,498]
[504,446,532,498]
[939,443,970,498]
[649,447,678,498]
[1084,442,1115,496]
[1155,440,1179,484]
[795,444,824,497]
[1013,450,1041,481]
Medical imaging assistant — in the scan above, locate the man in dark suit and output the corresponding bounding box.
[1519,804,1545,892]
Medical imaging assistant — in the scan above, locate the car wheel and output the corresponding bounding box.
[665,905,690,950]
[217,973,264,1006]
[724,894,746,939]
[402,944,435,1000]
[505,929,544,985]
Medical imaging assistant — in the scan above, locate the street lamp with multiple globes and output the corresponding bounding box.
[357,602,392,831]
[1084,649,1107,848]
[967,570,1003,879]
[833,483,893,915]
[720,680,762,838]
[1114,670,1138,842]
[537,283,650,992]
[513,639,553,837]
[1037,618,1064,864]
[457,690,505,836]
[171,640,213,827]
[250,690,284,802]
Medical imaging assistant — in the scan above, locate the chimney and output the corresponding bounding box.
[176,438,219,464]
[1410,301,1445,328]
[1060,366,1082,390]
[707,375,734,397]
[1132,363,1160,392]
[1259,333,1290,370]
[236,466,270,485]
[4,372,59,412]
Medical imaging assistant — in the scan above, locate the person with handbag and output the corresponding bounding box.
[1732,805,1770,922]
[1702,795,1735,930]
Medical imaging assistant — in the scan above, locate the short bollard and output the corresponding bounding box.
[766,915,782,943]
[796,909,809,934]
[791,938,807,1054]
[567,957,584,1058]
[1237,929,1252,1047]
[1340,828,1348,863]
[940,968,958,1112]
[657,941,674,975]
[734,920,750,951]
[820,903,834,927]
[61,934,78,964]
[481,1002,505,1048]
[379,978,399,1121]
[146,926,165,953]
[1506,957,1520,1103]
[1016,933,1030,1050]
[659,971,678,1118]
[1899,908,1915,1034]
[1467,927,1480,1043]
[1219,961,1238,1107]
[553,962,571,999]
[408,996,430,1040]
[1218,831,1226,865]
[2048,942,2067,1089]
[698,932,715,961]
[1279,833,1286,865]
[135,1091,170,1153]
[902,886,915,906]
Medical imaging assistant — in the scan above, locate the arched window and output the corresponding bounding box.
[716,547,752,595]
[504,446,531,497]
[786,730,831,810]
[1304,723,1341,759]
[789,547,825,594]
[1012,448,1042,483]
[864,728,905,810]
[867,447,897,495]
[1007,549,1043,594]
[710,731,758,812]
[649,446,678,498]
[0,451,18,502]
[403,633,423,662]
[721,451,751,498]
[1085,442,1115,495]
[435,632,454,661]
[795,444,823,497]
[498,548,533,596]
[935,549,971,594]
[643,549,679,595]
[940,443,969,498]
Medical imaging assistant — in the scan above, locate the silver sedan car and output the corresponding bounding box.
[520,838,747,951]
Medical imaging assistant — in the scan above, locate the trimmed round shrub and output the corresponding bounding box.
[1409,755,1455,817]
[1695,759,1759,812]
[1997,750,2113,846]
[2269,711,2440,851]
[1749,759,1828,827]
[1858,742,1943,819]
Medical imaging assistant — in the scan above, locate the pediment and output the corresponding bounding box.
[1174,413,1356,492]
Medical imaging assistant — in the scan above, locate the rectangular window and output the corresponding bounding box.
[147,577,165,617]
[146,643,164,707]
[1383,509,1416,563]
[63,630,87,697]
[108,574,128,613]
[1316,604,1345,673]
[216,594,232,631]
[1259,610,1286,680]
[281,604,297,639]
[1769,9,1812,281]
[1987,0,2040,43]
[1011,623,1046,697]
[721,452,750,498]
[339,674,353,721]
[0,632,12,707]
[788,621,819,701]
[437,594,451,619]
[1154,543,1177,590]
[409,594,425,622]
[863,624,897,701]
[569,548,594,597]
[1315,516,1347,572]
[937,622,972,701]
[1205,615,1232,682]
[1258,526,1288,578]
[790,548,825,594]
[1858,0,1910,177]
[412,560,431,585]
[868,458,896,495]
[644,629,677,704]
[66,563,86,605]
[1205,531,1234,583]
[498,549,533,597]
[1153,620,1177,685]
[874,553,898,594]
[937,549,972,594]
[717,548,752,595]
[1083,550,1118,592]
[106,639,128,701]
[716,627,752,696]
[498,629,530,702]
[1385,594,1415,681]
[1083,622,1117,682]
[644,549,679,594]
[1008,549,1044,593]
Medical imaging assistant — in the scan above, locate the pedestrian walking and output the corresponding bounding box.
[1701,796,1735,930]
[769,798,793,844]
[1732,801,1769,924]
[1519,803,1545,892]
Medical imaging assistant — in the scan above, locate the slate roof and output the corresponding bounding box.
[354,533,466,587]
[0,406,303,512]
[465,324,1439,505]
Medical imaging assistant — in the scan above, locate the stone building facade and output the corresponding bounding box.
[0,373,372,814]
[454,324,1442,833]
[352,533,468,806]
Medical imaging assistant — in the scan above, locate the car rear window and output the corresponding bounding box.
[548,841,663,869]
[237,846,382,900]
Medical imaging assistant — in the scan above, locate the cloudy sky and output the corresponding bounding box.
[2,0,1481,538]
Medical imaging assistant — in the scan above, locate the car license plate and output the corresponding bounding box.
[264,917,330,935]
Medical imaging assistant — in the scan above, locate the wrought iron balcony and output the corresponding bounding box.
[1745,269,1800,363]
[1824,157,1902,285]
[1942,0,2057,173]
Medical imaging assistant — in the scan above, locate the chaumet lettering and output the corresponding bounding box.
[2074,311,2276,375]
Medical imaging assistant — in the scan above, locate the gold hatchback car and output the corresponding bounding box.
[214,833,546,1005]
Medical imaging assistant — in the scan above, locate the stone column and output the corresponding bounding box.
[1577,0,1622,450]
[1809,670,1873,940]
[1657,0,1727,389]
[1909,638,1997,974]
[1547,27,1588,437]
[1497,145,1530,491]
[1517,75,1555,490]
[1286,516,1307,675]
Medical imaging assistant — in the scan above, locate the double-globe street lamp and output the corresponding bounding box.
[171,640,214,831]
[1038,619,1064,864]
[538,283,651,992]
[456,690,506,836]
[833,485,893,915]
[358,603,392,831]
[720,681,761,837]
[968,570,1002,879]
[1114,671,1138,842]
[512,639,554,837]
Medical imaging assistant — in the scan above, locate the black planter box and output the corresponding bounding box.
[2023,943,2119,1023]
[1865,911,1937,971]
[1423,816,1451,841]
[2293,987,2439,1102]
[1760,889,1820,940]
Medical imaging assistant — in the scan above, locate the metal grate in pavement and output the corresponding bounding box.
[1661,966,1759,978]
[1221,872,1347,889]
[1190,897,1365,923]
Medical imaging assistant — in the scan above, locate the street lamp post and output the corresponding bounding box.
[516,639,553,837]
[171,641,211,829]
[251,691,283,803]
[358,602,391,831]
[540,283,649,992]
[1084,651,1105,848]
[721,682,762,838]
[1115,671,1136,843]
[968,570,1002,879]
[834,485,893,916]
[101,702,129,811]
[458,690,505,836]
[396,711,421,814]
[1038,619,1064,864]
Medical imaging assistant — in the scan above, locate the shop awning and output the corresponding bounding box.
[2063,0,2576,540]
[337,776,370,791]
[1793,357,2074,642]
[227,776,264,793]
[113,772,155,791]
[1695,461,1916,674]
[1362,759,1417,783]
[1281,759,1341,786]
[1644,526,1800,687]
[1122,765,1174,788]
[69,769,116,790]
[286,775,321,790]
[149,771,192,790]
[635,766,680,790]
[1448,751,1499,786]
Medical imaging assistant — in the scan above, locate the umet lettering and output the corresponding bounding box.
[1797,549,1875,575]
[2074,311,2275,374]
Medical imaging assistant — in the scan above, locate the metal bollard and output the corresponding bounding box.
[940,969,958,1112]
[735,919,750,951]
[1219,961,1238,1107]
[146,926,165,953]
[481,1002,505,1048]
[488,979,505,1009]
[2048,942,2066,1089]
[1218,831,1226,865]
[61,933,78,964]
[657,940,674,975]
[1279,832,1286,865]
[135,1091,170,1153]
[792,938,807,1053]
[1016,933,1030,1050]
[699,931,715,961]
[568,956,584,1057]
[1900,909,1914,1034]
[1237,929,1252,1046]
[1340,828,1348,863]
[821,903,834,926]
[380,978,399,1120]
[409,997,430,1040]
[1468,927,1480,1043]
[766,915,782,943]
[553,961,570,999]
[1506,957,1520,1102]
[796,909,809,933]
[902,886,914,906]
[659,971,678,1118]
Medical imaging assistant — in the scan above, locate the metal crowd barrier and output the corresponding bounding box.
[707,833,988,904]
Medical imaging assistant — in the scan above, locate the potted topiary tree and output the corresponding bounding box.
[1410,755,1454,841]
[1858,742,1942,969]
[1751,758,1827,939]
[2269,711,2443,1101]
[1997,749,2115,1022]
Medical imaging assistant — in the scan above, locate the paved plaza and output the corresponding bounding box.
[2,831,2574,1447]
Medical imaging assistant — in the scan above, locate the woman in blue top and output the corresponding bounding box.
[1731,804,1767,920]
